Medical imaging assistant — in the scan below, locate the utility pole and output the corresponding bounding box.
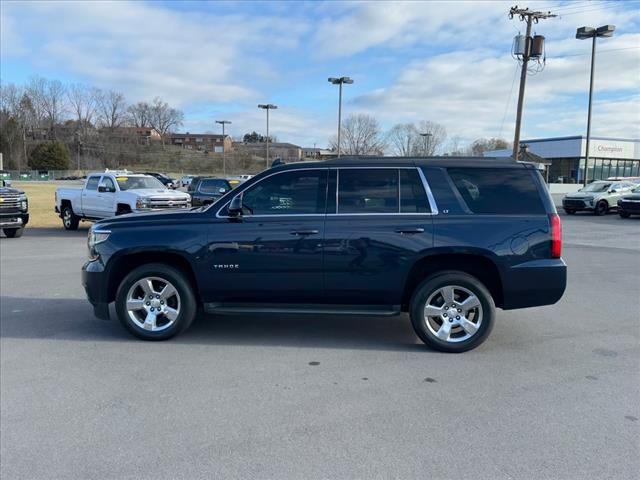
[215,120,232,176]
[258,104,277,167]
[328,77,354,157]
[510,6,556,161]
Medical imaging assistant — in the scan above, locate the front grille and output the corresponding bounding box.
[0,194,20,210]
[563,199,586,208]
[148,197,190,209]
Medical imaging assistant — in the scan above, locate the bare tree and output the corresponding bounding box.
[25,76,48,132]
[444,135,469,156]
[96,89,127,130]
[412,120,447,156]
[25,77,66,138]
[127,101,151,128]
[67,84,97,138]
[387,123,419,156]
[469,138,511,157]
[329,114,385,156]
[148,97,183,147]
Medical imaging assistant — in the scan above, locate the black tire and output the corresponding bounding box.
[595,200,608,216]
[409,271,495,353]
[115,263,197,341]
[61,205,80,230]
[3,228,24,238]
[564,208,576,215]
[619,211,631,218]
[116,205,132,216]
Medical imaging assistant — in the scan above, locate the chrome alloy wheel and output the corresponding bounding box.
[423,285,483,343]
[63,209,72,228]
[126,277,181,332]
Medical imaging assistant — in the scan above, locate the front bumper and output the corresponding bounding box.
[562,199,593,211]
[617,200,640,215]
[82,260,110,320]
[501,258,567,310]
[0,212,29,228]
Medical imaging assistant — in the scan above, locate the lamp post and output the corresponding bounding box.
[258,104,277,167]
[576,25,615,186]
[215,120,231,176]
[419,132,433,156]
[328,76,354,157]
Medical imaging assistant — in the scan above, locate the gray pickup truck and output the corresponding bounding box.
[0,179,29,238]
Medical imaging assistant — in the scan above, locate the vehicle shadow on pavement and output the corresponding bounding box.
[0,296,425,352]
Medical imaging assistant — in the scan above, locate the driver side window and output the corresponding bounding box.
[241,170,327,215]
[101,177,116,192]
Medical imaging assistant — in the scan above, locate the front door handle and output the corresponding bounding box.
[395,227,425,234]
[290,229,319,236]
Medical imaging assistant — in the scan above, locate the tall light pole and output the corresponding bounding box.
[258,104,277,167]
[576,25,615,186]
[328,76,354,157]
[215,120,231,176]
[419,132,433,156]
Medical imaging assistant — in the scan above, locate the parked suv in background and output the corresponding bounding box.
[82,158,566,353]
[0,179,29,238]
[562,180,637,215]
[190,177,232,207]
[617,185,640,218]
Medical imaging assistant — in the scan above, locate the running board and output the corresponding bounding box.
[204,303,401,316]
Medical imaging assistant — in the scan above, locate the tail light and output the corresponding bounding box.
[550,214,562,258]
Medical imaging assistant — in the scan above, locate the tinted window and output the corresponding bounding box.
[338,169,398,213]
[242,170,326,215]
[85,176,100,190]
[199,179,229,194]
[400,169,430,213]
[447,168,545,214]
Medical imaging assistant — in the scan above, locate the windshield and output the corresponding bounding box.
[581,182,611,193]
[116,176,165,190]
[199,179,229,194]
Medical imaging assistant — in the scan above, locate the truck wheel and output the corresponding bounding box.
[115,263,197,341]
[619,211,631,218]
[61,205,80,230]
[595,200,608,216]
[3,228,24,238]
[409,272,495,353]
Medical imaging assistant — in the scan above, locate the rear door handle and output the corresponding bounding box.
[290,229,319,236]
[395,228,425,234]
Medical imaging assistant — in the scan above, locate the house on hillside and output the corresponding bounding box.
[302,147,336,160]
[169,133,232,153]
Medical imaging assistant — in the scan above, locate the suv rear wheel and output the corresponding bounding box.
[115,263,197,341]
[410,272,495,353]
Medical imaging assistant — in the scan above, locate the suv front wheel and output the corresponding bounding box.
[410,272,495,353]
[115,263,197,341]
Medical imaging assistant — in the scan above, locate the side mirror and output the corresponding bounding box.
[609,189,617,193]
[98,185,112,193]
[228,194,243,217]
[219,188,227,194]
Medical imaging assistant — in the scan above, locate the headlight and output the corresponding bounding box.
[136,197,151,209]
[19,195,28,211]
[583,196,594,203]
[88,228,110,260]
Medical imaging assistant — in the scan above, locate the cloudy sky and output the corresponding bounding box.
[2,0,639,150]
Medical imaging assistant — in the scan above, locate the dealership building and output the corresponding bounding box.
[486,136,640,183]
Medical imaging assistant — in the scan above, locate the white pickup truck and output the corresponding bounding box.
[55,171,191,230]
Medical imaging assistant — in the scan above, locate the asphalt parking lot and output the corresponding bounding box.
[1,213,638,480]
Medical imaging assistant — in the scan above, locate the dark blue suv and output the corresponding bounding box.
[82,157,566,352]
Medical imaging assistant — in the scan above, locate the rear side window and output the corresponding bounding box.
[199,179,229,194]
[338,169,398,213]
[400,169,430,213]
[86,176,100,190]
[447,168,545,214]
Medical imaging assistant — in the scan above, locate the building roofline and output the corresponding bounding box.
[522,135,640,143]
